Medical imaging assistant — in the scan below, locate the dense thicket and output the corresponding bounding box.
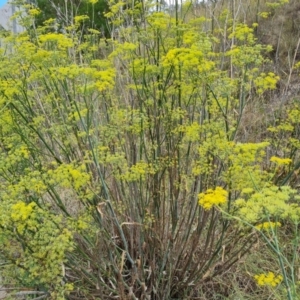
[0,0,300,299]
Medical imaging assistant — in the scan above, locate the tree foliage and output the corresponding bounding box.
[33,0,109,36]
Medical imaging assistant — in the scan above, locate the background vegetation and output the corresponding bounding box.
[32,0,109,36]
[0,0,300,299]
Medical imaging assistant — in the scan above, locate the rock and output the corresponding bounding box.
[0,3,24,33]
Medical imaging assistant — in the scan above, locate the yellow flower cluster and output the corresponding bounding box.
[162,48,203,70]
[146,12,171,30]
[104,1,127,19]
[229,23,255,42]
[11,201,36,222]
[198,187,228,210]
[226,23,272,71]
[39,33,74,50]
[254,72,280,94]
[258,11,271,18]
[7,145,30,166]
[255,221,281,231]
[254,272,283,287]
[270,156,292,165]
[121,161,157,181]
[266,0,289,10]
[47,163,90,191]
[184,122,201,142]
[11,201,36,233]
[28,8,41,16]
[235,185,299,223]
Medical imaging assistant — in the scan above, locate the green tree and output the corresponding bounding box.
[34,0,109,36]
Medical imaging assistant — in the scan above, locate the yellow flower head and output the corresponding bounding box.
[28,8,41,16]
[254,272,283,287]
[270,156,292,165]
[11,201,36,222]
[10,201,36,233]
[198,187,228,210]
[255,221,281,231]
